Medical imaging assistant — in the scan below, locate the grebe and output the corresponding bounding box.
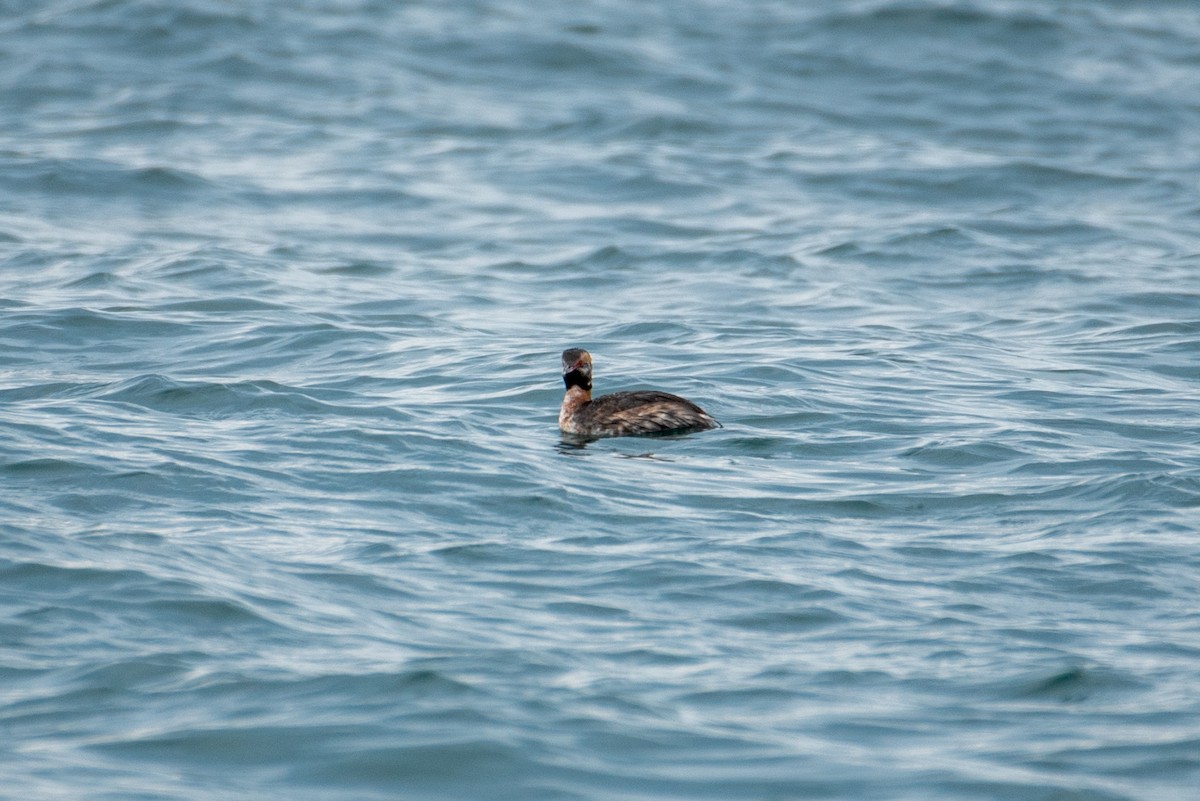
[558,348,720,438]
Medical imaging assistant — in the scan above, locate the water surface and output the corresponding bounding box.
[2,1,1199,799]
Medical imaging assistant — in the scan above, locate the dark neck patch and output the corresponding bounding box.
[563,369,591,391]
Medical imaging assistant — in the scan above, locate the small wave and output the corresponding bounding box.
[96,375,334,419]
[0,154,215,199]
[815,4,1065,48]
[1002,665,1144,702]
[3,457,97,477]
[716,607,848,632]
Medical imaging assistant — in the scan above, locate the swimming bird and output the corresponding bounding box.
[558,348,719,438]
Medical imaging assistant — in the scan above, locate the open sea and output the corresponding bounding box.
[3,1,1200,799]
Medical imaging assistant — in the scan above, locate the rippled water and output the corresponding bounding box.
[3,1,1200,799]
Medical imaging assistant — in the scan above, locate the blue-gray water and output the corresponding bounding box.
[3,1,1199,799]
